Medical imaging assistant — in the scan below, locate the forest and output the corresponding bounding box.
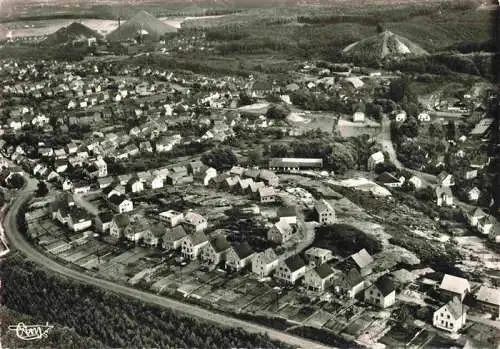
[0,255,290,349]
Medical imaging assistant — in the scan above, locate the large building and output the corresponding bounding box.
[269,158,323,172]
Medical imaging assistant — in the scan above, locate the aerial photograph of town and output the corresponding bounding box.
[0,0,498,348]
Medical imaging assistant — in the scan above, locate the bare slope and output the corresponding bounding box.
[106,10,177,42]
[44,22,103,45]
[343,30,429,60]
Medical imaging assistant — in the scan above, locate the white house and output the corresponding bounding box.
[435,186,453,207]
[183,212,207,232]
[477,215,497,235]
[467,187,481,202]
[95,157,107,178]
[368,151,384,171]
[352,111,365,123]
[267,220,295,244]
[438,171,455,187]
[225,242,255,271]
[304,247,333,266]
[252,248,279,277]
[109,194,133,213]
[274,255,307,284]
[314,199,336,225]
[159,210,184,227]
[181,230,209,260]
[439,274,470,301]
[433,298,467,333]
[364,275,396,308]
[466,207,487,227]
[304,264,336,292]
[67,207,92,232]
[150,175,164,190]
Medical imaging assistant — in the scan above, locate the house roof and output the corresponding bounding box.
[315,263,335,279]
[112,213,130,228]
[189,230,208,246]
[259,186,276,197]
[351,249,374,269]
[475,286,500,306]
[69,206,91,222]
[230,166,246,176]
[435,185,453,197]
[98,211,114,223]
[439,274,470,295]
[339,268,363,288]
[232,242,254,259]
[468,207,486,218]
[277,206,297,218]
[305,247,332,258]
[314,199,334,213]
[443,297,466,320]
[244,168,260,179]
[163,225,187,241]
[438,171,451,182]
[369,151,384,162]
[269,158,323,168]
[210,235,231,253]
[259,248,278,264]
[376,172,400,184]
[373,275,395,296]
[259,169,278,181]
[109,194,128,205]
[150,223,166,237]
[284,255,305,272]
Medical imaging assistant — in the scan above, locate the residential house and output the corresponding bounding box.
[269,158,323,172]
[162,225,188,251]
[139,141,153,154]
[267,220,295,244]
[466,207,487,227]
[252,248,279,277]
[197,167,217,186]
[465,170,478,180]
[474,286,500,319]
[159,210,184,227]
[477,215,498,235]
[181,230,209,260]
[183,212,207,232]
[467,187,481,202]
[274,255,307,284]
[353,111,365,123]
[334,268,366,298]
[124,219,150,243]
[368,151,384,171]
[126,177,144,193]
[305,247,333,266]
[95,157,107,177]
[150,175,164,190]
[439,274,470,301]
[142,223,166,247]
[259,170,279,187]
[109,214,130,238]
[277,206,297,225]
[186,161,205,176]
[200,235,231,266]
[438,171,455,187]
[66,142,78,155]
[108,194,133,213]
[364,275,396,308]
[55,159,68,173]
[377,172,404,188]
[95,211,114,233]
[304,264,336,292]
[314,199,336,225]
[435,186,453,207]
[230,166,246,177]
[98,177,115,189]
[433,297,467,333]
[409,176,422,189]
[225,242,255,271]
[72,181,91,194]
[258,186,276,203]
[67,207,92,232]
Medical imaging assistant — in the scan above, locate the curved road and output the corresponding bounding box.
[2,176,333,349]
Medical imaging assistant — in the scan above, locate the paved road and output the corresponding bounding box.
[2,174,333,349]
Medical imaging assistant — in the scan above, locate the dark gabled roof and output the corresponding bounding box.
[233,242,254,259]
[315,263,335,279]
[98,210,114,223]
[210,235,231,253]
[163,225,187,241]
[445,297,466,320]
[112,213,130,228]
[109,194,127,205]
[277,206,297,218]
[68,206,91,222]
[150,222,166,237]
[376,172,400,184]
[373,275,395,296]
[343,268,363,287]
[284,254,305,272]
[102,183,117,195]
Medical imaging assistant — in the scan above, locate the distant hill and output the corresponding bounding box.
[44,22,102,45]
[343,30,429,61]
[106,10,177,42]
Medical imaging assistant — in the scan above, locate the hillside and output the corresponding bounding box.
[343,30,429,60]
[44,22,102,45]
[106,10,177,42]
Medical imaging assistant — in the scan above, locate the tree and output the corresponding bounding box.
[238,93,253,107]
[9,174,24,189]
[401,179,415,192]
[36,181,49,197]
[447,120,456,141]
[247,149,261,167]
[0,190,5,206]
[201,147,238,170]
[265,104,290,120]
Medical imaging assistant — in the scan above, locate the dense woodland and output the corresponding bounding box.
[0,255,290,349]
